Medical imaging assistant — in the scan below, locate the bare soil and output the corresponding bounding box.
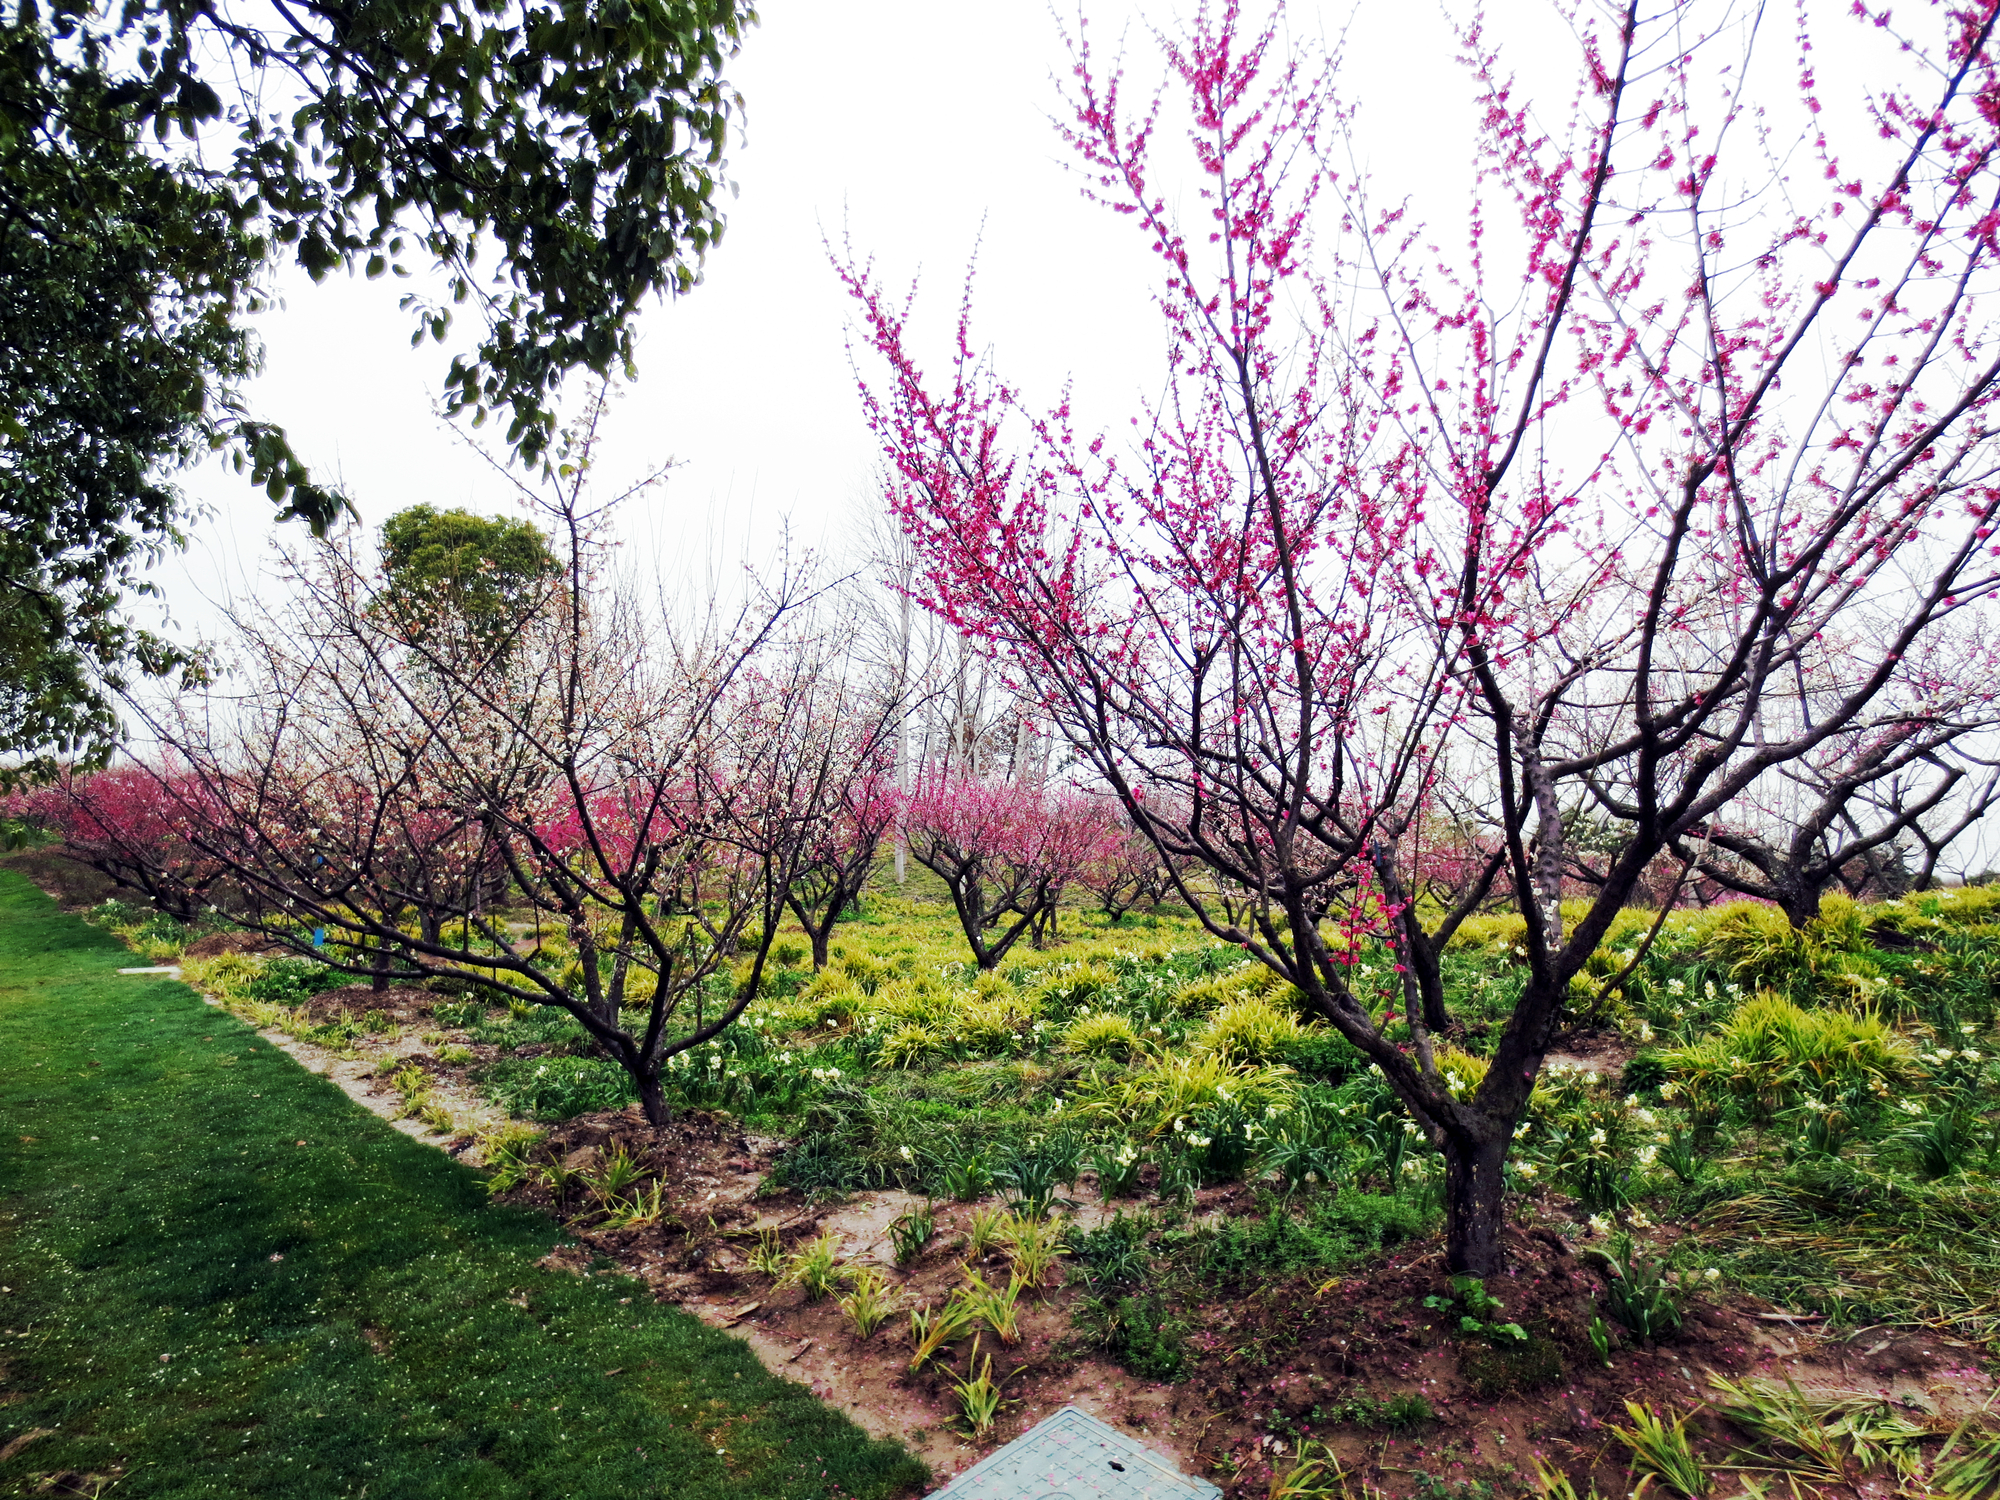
[507,1108,1995,1497]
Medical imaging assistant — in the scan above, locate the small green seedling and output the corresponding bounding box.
[1588,1313,1614,1367]
[1424,1275,1528,1344]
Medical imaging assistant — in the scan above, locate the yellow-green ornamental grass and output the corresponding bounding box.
[1063,1011,1138,1059]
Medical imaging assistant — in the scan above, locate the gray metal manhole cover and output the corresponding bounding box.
[927,1404,1220,1499]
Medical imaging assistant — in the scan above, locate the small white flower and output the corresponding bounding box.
[1624,1094,1641,1109]
[1587,1213,1612,1237]
[1964,1049,1983,1063]
[1514,1121,1532,1139]
[898,1145,914,1163]
[1588,1128,1608,1147]
[1704,1267,1721,1283]
[1514,1161,1539,1179]
[1659,1081,1680,1100]
[1188,1134,1212,1150]
[1627,1209,1652,1229]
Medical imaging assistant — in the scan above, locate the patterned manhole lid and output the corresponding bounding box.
[928,1404,1220,1499]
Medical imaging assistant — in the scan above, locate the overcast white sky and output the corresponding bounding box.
[152,0,1504,640]
[149,0,1890,643]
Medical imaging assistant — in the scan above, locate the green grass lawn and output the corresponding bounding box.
[0,872,926,1499]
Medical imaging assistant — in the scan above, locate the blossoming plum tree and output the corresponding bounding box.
[1664,628,2000,925]
[901,771,1116,968]
[126,436,860,1126]
[8,764,220,922]
[843,0,2000,1269]
[787,769,896,970]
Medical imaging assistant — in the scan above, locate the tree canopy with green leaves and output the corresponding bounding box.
[1,0,755,780]
[378,504,561,656]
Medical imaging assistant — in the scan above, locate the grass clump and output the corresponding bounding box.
[1193,993,1306,1063]
[838,1268,898,1339]
[1064,1011,1138,1059]
[1075,1289,1189,1382]
[1613,1402,1711,1498]
[1329,1388,1436,1434]
[1659,993,1911,1113]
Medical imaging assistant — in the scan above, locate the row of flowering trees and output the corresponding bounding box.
[21,749,1171,975]
[10,456,1173,1122]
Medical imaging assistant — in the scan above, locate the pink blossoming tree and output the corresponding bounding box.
[844,0,2000,1269]
[901,771,1117,968]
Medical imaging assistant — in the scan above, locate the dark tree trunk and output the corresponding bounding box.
[1779,883,1825,931]
[638,1069,669,1128]
[1406,932,1451,1036]
[1371,853,1455,1035]
[1441,1126,1511,1274]
[810,926,831,970]
[371,942,390,993]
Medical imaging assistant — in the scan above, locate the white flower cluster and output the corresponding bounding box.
[1923,1047,1984,1065]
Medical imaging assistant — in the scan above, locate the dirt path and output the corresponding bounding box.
[180,974,513,1157]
